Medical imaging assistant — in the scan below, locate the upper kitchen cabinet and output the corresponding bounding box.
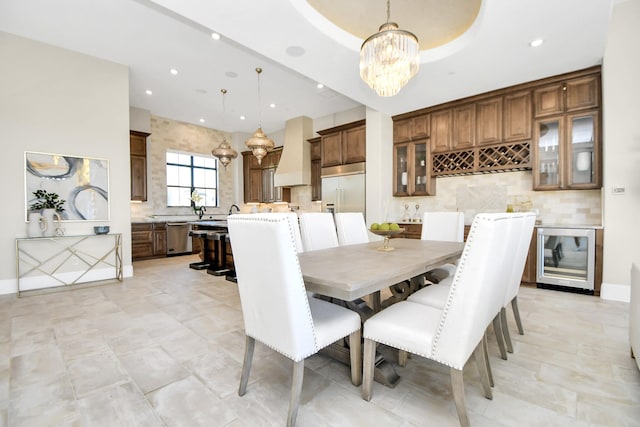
[503,91,531,142]
[534,74,600,117]
[242,148,290,203]
[430,110,453,153]
[533,110,601,190]
[476,96,503,145]
[308,137,322,201]
[393,139,435,196]
[130,130,150,201]
[393,114,430,143]
[318,120,366,168]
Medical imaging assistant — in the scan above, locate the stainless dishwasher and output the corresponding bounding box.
[167,222,193,256]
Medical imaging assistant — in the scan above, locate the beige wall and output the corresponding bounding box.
[601,0,640,298]
[0,32,130,294]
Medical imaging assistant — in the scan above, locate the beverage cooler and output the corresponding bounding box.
[536,227,595,292]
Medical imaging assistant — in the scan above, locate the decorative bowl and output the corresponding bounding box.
[94,226,110,235]
[369,228,405,251]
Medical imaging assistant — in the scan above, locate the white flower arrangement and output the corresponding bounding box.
[191,190,203,213]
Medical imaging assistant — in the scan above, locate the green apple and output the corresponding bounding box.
[389,223,400,231]
[370,223,380,230]
[379,223,390,231]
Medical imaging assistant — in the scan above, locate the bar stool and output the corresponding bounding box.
[189,230,211,270]
[206,231,232,276]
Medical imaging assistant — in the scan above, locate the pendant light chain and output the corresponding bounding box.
[386,0,390,23]
[256,67,263,129]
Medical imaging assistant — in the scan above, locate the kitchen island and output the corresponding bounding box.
[189,220,235,280]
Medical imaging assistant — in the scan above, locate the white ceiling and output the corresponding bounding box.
[0,0,614,135]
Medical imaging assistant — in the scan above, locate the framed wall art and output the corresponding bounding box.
[25,151,110,221]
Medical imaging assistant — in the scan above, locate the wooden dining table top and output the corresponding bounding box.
[298,238,464,301]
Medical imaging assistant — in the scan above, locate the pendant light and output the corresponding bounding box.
[212,89,238,169]
[359,0,420,97]
[244,67,274,164]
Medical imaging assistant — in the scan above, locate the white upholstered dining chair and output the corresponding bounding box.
[298,212,339,252]
[500,213,536,353]
[334,212,369,246]
[421,211,465,282]
[408,213,529,361]
[362,214,515,427]
[227,214,362,427]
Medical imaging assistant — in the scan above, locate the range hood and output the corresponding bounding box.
[274,116,313,187]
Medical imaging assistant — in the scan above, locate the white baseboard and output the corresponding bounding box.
[600,282,630,302]
[0,264,134,296]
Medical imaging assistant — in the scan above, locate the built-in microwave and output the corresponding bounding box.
[536,227,595,292]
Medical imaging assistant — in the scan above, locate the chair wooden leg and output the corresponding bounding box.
[501,307,514,353]
[483,333,494,387]
[398,350,408,367]
[511,296,524,335]
[349,329,362,386]
[287,360,305,427]
[493,314,507,360]
[238,336,255,396]
[450,368,470,427]
[362,338,377,401]
[473,342,493,400]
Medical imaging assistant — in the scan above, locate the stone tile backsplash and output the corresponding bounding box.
[389,171,602,226]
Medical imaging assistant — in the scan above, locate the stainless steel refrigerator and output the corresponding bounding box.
[321,163,365,214]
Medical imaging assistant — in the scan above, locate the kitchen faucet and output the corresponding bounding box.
[197,206,206,220]
[228,204,240,215]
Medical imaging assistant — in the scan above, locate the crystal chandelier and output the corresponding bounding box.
[359,0,420,97]
[211,89,238,169]
[244,67,274,164]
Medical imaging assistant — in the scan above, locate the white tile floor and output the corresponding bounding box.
[1,254,639,426]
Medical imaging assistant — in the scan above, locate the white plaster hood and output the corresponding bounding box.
[274,116,314,187]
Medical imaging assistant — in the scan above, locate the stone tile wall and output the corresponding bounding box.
[130,115,233,220]
[388,171,602,225]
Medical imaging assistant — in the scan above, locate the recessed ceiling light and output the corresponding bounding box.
[286,46,305,57]
[211,32,221,40]
[145,90,152,95]
[170,68,178,75]
[269,103,276,108]
[240,116,246,120]
[199,118,205,123]
[317,83,324,89]
[530,39,544,47]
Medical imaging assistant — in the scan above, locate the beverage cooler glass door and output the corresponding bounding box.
[536,228,595,291]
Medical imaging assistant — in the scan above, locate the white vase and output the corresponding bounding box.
[27,212,46,237]
[42,209,61,237]
[576,151,591,172]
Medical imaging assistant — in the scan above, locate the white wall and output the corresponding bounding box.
[600,0,640,301]
[0,32,131,294]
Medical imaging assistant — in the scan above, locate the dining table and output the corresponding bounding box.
[297,237,464,386]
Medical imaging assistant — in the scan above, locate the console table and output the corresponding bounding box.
[16,233,123,296]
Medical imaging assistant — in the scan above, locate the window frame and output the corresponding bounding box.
[166,150,219,208]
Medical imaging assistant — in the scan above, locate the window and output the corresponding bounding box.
[166,151,218,208]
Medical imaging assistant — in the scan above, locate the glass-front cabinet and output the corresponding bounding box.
[533,111,600,190]
[393,139,435,196]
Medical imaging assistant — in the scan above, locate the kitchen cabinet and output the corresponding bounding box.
[393,139,435,196]
[452,103,476,150]
[430,110,453,153]
[398,222,422,239]
[308,137,322,201]
[533,74,599,117]
[533,110,600,190]
[132,222,166,260]
[242,148,290,203]
[503,91,531,142]
[318,120,366,168]
[393,114,430,143]
[476,96,502,145]
[130,130,150,201]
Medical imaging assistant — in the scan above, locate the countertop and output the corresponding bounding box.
[190,220,228,228]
